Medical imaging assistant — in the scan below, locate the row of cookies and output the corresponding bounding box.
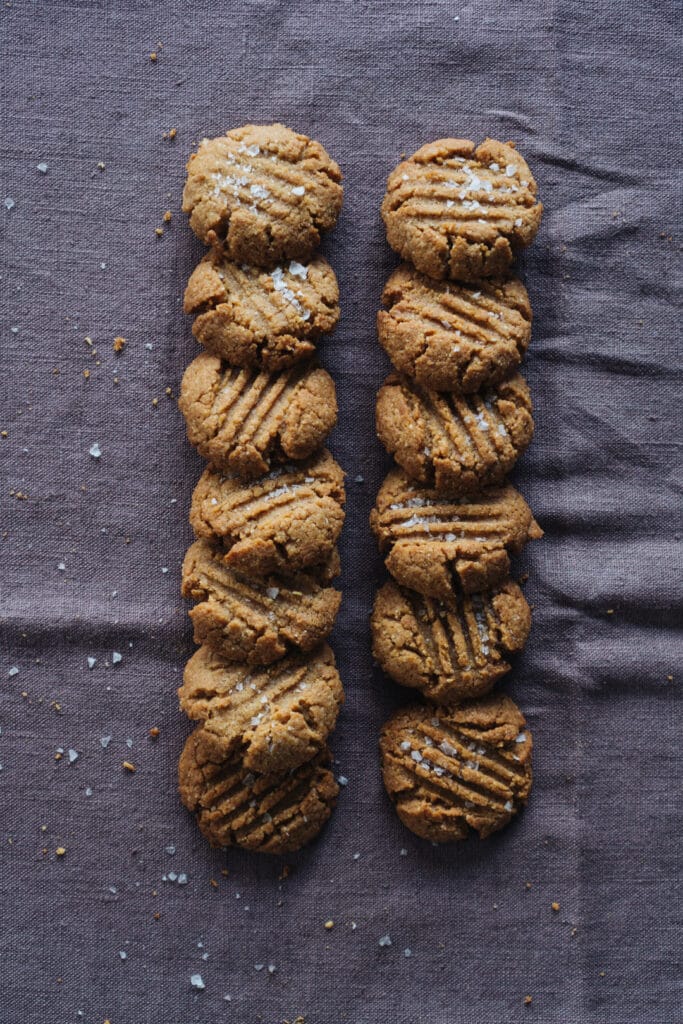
[176,124,346,853]
[371,138,543,843]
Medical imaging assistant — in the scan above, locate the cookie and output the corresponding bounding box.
[179,354,337,479]
[380,695,532,841]
[377,265,531,393]
[370,468,542,600]
[376,371,533,495]
[189,450,345,577]
[181,539,341,665]
[182,123,343,262]
[179,728,339,853]
[179,643,344,774]
[371,579,531,703]
[381,138,542,282]
[183,250,340,371]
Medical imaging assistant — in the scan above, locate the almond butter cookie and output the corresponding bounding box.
[184,249,340,370]
[381,138,542,282]
[370,468,542,600]
[179,643,344,774]
[377,265,531,393]
[179,728,339,853]
[181,539,341,665]
[189,450,345,577]
[371,579,531,703]
[179,354,337,479]
[182,123,343,262]
[380,695,532,841]
[376,371,533,495]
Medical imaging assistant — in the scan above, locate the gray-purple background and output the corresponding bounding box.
[1,2,681,1022]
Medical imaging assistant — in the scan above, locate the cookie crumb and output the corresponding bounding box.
[122,761,136,773]
[163,210,172,223]
[155,227,163,237]
[55,846,66,856]
[113,336,126,353]
[150,51,157,62]
[551,901,560,912]
[524,995,533,1006]
[324,919,334,930]
[149,727,160,739]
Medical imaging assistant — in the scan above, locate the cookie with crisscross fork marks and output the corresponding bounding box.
[376,371,533,496]
[381,138,542,282]
[179,353,337,479]
[179,643,344,774]
[182,539,341,666]
[370,468,542,600]
[182,123,343,263]
[179,728,339,853]
[190,449,346,577]
[380,695,532,841]
[371,579,531,703]
[184,248,340,371]
[377,265,531,393]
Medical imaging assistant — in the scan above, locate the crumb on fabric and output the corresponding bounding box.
[113,336,126,353]
[122,761,136,773]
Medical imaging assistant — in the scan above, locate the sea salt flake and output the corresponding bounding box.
[8,666,19,677]
[288,260,308,279]
[337,775,348,786]
[177,873,188,885]
[89,442,101,459]
[250,183,270,200]
[505,164,516,177]
[190,973,205,990]
[119,950,127,960]
[87,657,97,669]
[245,144,260,157]
[404,948,412,957]
[514,217,523,227]
[410,750,423,763]
[100,736,111,748]
[291,185,305,196]
[37,162,48,173]
[504,800,513,812]
[266,587,279,600]
[112,651,122,664]
[57,562,66,571]
[515,732,527,743]
[379,935,392,947]
[4,197,15,210]
[68,749,78,763]
[400,740,411,751]
[165,844,176,855]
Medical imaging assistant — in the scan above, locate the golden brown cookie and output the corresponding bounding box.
[371,579,531,703]
[179,643,344,774]
[183,249,340,371]
[179,354,337,479]
[380,695,532,841]
[189,450,345,577]
[377,265,531,393]
[182,123,343,262]
[179,728,339,853]
[370,468,542,600]
[181,539,341,665]
[381,138,542,282]
[376,371,533,496]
